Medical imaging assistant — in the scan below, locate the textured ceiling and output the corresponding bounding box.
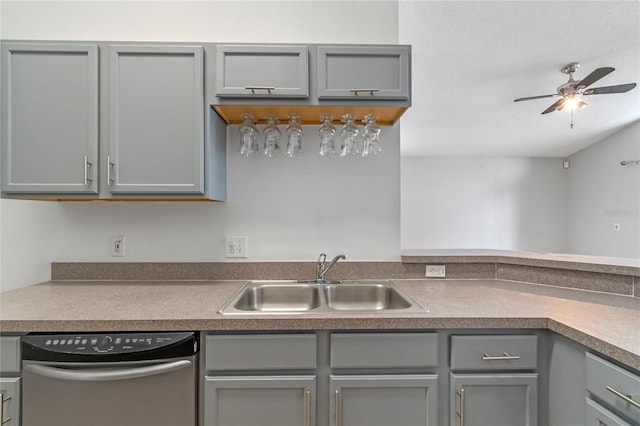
[398,0,640,157]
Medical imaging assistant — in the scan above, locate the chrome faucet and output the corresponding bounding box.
[316,253,346,283]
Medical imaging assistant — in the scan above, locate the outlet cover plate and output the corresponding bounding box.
[425,264,446,278]
[225,236,248,258]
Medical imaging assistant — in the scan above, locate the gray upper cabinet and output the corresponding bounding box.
[107,45,205,195]
[317,45,410,100]
[214,45,309,98]
[1,43,99,194]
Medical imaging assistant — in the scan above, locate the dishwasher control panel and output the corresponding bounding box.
[22,332,198,361]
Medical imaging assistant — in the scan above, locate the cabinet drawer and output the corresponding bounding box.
[215,45,309,98]
[586,398,633,426]
[586,352,640,423]
[0,337,20,373]
[330,332,438,368]
[450,335,537,371]
[206,334,316,371]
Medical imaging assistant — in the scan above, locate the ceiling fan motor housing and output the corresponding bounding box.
[561,61,580,75]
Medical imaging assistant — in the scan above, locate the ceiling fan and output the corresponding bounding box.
[513,62,637,116]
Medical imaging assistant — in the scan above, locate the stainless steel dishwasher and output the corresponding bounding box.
[21,331,199,426]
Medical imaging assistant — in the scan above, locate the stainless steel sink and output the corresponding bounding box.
[219,280,424,315]
[231,283,320,312]
[323,284,412,311]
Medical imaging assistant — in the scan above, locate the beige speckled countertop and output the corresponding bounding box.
[1,279,638,369]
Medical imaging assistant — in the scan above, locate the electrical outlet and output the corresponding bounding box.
[225,236,248,258]
[112,235,125,257]
[425,264,446,278]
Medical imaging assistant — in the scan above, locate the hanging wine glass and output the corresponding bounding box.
[285,113,304,157]
[319,113,336,156]
[340,113,360,156]
[361,114,382,157]
[238,113,259,156]
[263,115,282,157]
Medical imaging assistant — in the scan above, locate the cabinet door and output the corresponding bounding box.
[204,375,315,426]
[0,377,21,426]
[586,398,633,426]
[317,46,410,100]
[450,373,537,426]
[1,43,99,194]
[330,375,438,426]
[108,45,204,194]
[215,45,309,98]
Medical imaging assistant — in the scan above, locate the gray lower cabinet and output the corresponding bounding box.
[107,44,205,195]
[329,332,439,426]
[449,335,538,426]
[1,42,99,195]
[450,373,538,426]
[203,332,439,426]
[203,334,317,426]
[204,376,316,426]
[330,374,438,426]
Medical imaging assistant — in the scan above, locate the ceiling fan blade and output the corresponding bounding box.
[514,94,556,102]
[583,83,637,95]
[576,67,615,89]
[541,98,564,115]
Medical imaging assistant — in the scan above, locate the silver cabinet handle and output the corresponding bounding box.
[607,385,640,409]
[107,155,114,185]
[245,86,275,94]
[83,155,93,185]
[349,88,379,96]
[456,388,465,426]
[482,352,521,361]
[25,360,191,382]
[334,389,340,426]
[1,392,10,425]
[305,389,311,426]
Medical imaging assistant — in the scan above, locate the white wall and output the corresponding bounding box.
[566,120,640,258]
[0,0,400,291]
[401,156,567,253]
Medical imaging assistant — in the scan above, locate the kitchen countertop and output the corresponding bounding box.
[401,248,640,276]
[1,279,639,369]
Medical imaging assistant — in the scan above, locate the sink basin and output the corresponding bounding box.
[323,284,412,310]
[232,284,320,312]
[219,280,424,315]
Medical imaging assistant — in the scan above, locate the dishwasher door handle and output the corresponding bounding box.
[24,360,192,382]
